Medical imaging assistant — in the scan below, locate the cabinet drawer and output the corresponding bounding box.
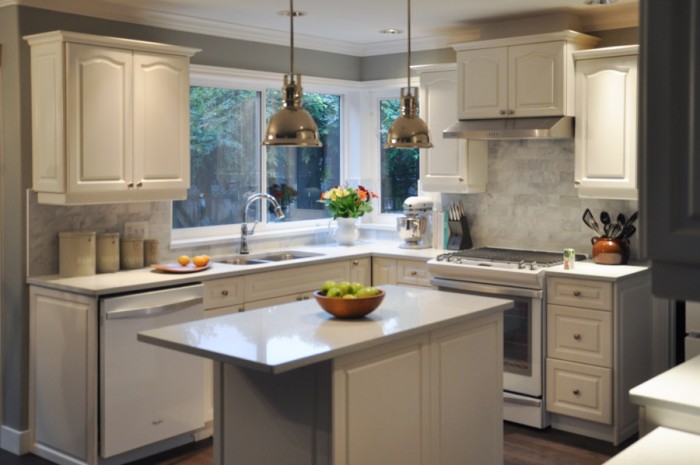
[245,261,350,302]
[204,277,245,310]
[546,359,612,424]
[547,277,613,311]
[547,304,612,367]
[396,260,433,288]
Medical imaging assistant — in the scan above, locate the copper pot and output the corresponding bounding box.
[591,237,630,265]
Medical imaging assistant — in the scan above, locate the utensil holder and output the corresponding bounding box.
[591,237,630,265]
[447,217,473,250]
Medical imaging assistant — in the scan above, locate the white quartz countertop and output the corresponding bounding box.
[546,261,649,281]
[137,284,511,374]
[629,354,700,417]
[602,427,700,465]
[27,241,445,296]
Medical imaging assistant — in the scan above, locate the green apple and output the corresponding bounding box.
[337,281,352,295]
[320,280,337,294]
[350,282,364,294]
[342,293,357,299]
[356,287,373,298]
[326,287,342,298]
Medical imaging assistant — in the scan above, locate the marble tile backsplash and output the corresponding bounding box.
[27,139,639,276]
[441,139,639,258]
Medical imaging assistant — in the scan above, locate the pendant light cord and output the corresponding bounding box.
[407,0,412,96]
[290,0,295,80]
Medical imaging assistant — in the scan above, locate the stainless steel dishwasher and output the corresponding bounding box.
[100,283,207,458]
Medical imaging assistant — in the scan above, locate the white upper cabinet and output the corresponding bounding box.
[25,31,199,205]
[416,65,487,193]
[573,46,639,200]
[453,31,599,120]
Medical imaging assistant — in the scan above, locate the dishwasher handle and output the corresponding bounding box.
[105,296,204,320]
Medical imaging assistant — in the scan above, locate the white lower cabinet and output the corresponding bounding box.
[333,315,503,465]
[545,271,654,445]
[30,285,209,465]
[372,257,434,288]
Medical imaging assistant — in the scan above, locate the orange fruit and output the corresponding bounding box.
[177,255,191,266]
[192,255,209,267]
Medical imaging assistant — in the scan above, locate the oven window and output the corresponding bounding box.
[503,299,532,377]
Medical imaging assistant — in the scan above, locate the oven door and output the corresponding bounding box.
[431,278,543,397]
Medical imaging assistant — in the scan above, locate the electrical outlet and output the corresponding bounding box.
[124,221,149,239]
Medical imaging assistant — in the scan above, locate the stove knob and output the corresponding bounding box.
[529,261,537,270]
[518,260,525,269]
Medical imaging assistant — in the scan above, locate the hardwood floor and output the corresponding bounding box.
[0,423,632,465]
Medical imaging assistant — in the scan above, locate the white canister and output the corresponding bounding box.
[97,233,120,273]
[59,231,96,277]
[120,238,144,270]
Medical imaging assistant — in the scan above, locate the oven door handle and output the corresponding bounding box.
[430,278,543,299]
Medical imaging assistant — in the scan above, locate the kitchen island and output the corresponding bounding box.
[138,285,510,465]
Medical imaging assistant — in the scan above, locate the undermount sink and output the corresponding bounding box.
[215,250,324,266]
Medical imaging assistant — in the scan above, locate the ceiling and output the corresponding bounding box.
[6,0,639,55]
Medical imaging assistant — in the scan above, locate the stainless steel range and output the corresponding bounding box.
[428,247,586,428]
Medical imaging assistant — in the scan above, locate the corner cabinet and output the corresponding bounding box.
[25,31,200,205]
[453,31,599,120]
[573,46,639,200]
[545,269,654,446]
[415,64,487,193]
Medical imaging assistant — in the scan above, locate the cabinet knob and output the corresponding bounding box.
[352,260,359,266]
[507,109,514,115]
[127,182,134,189]
[136,181,143,188]
[221,290,229,296]
[574,180,581,185]
[238,307,245,312]
[410,271,418,276]
[303,296,310,300]
[296,296,302,301]
[458,177,464,182]
[573,389,581,396]
[499,109,506,115]
[573,333,582,341]
[573,290,581,297]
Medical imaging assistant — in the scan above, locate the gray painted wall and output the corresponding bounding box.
[0,2,640,439]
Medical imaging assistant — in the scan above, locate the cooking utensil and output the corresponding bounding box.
[625,211,638,228]
[617,213,627,225]
[620,224,636,239]
[582,209,603,235]
[600,211,611,226]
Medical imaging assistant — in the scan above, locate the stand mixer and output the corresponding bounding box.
[397,196,433,249]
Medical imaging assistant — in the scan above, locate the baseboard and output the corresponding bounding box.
[0,425,32,455]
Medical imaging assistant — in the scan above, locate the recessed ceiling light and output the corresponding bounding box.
[379,28,404,35]
[277,10,306,17]
[584,0,617,4]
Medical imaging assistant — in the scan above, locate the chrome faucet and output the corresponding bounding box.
[239,193,285,254]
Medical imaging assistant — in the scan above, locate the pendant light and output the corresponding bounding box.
[263,0,322,147]
[384,0,433,149]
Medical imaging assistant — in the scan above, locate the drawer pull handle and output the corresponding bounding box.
[221,290,229,296]
[152,419,164,425]
[352,260,359,265]
[573,389,581,396]
[573,290,581,297]
[573,333,582,341]
[410,271,418,276]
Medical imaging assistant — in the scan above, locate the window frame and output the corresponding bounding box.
[172,65,361,244]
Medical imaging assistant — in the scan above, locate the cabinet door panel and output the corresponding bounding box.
[575,55,637,199]
[509,42,564,116]
[66,44,131,192]
[457,48,507,119]
[133,52,190,190]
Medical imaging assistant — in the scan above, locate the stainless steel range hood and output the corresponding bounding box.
[443,116,573,140]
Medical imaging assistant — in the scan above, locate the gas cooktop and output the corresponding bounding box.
[437,247,586,267]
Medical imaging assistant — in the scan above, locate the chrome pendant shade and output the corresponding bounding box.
[263,0,322,147]
[384,0,432,149]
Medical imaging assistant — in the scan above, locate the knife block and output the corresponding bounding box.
[447,217,473,250]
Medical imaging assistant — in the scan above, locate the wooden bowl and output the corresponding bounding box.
[313,290,385,319]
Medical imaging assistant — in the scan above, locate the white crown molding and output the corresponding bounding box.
[2,0,638,57]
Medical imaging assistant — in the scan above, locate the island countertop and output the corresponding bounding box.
[138,284,511,374]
